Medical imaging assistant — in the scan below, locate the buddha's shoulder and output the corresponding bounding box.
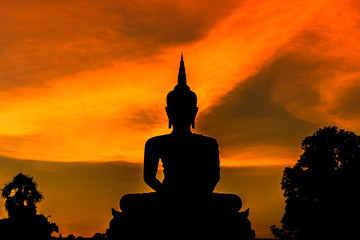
[145,134,171,145]
[192,133,218,145]
[145,134,218,145]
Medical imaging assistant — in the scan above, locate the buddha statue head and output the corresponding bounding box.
[166,54,198,130]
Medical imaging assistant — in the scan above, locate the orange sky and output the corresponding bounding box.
[1,0,360,238]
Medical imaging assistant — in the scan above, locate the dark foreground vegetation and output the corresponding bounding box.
[271,126,359,240]
[0,173,58,240]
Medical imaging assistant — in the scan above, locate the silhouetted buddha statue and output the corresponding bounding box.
[119,55,242,214]
[108,55,253,240]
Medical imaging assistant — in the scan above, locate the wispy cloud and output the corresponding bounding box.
[1,0,359,166]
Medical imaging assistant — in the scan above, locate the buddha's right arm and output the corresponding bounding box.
[143,139,163,192]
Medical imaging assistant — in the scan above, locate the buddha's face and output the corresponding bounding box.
[166,106,198,129]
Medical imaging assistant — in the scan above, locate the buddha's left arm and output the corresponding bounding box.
[208,139,220,191]
[213,140,220,186]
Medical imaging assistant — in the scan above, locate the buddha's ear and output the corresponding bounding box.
[192,107,198,129]
[165,107,172,129]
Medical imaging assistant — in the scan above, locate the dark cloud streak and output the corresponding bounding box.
[198,56,318,155]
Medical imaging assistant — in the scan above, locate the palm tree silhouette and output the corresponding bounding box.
[1,172,43,218]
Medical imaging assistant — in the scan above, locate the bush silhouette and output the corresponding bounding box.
[271,126,359,240]
[0,173,58,240]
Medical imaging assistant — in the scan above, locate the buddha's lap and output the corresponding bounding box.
[120,192,242,213]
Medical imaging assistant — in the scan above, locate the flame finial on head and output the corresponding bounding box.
[178,53,186,86]
[166,54,197,109]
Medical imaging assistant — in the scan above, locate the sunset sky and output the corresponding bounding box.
[1,0,360,238]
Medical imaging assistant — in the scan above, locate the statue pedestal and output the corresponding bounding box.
[107,208,254,240]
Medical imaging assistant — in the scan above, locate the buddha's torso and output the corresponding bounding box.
[148,133,220,194]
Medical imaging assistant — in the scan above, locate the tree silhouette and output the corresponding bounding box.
[271,126,359,240]
[0,173,58,240]
[2,172,43,218]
